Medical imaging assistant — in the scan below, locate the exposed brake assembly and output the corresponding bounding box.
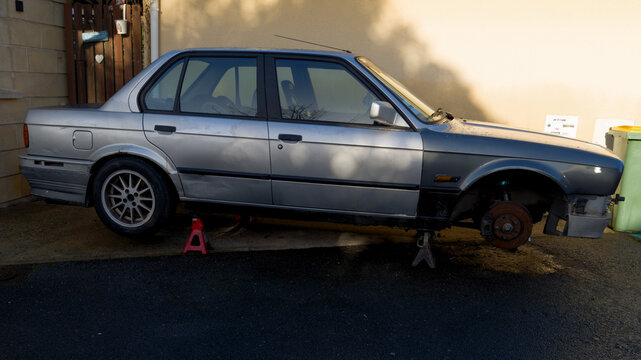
[412,231,436,268]
[481,201,533,249]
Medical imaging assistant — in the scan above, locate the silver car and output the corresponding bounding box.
[20,49,624,249]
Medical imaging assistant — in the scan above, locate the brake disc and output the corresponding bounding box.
[481,201,533,249]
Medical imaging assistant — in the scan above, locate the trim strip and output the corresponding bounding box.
[271,175,418,190]
[419,187,462,193]
[178,167,270,180]
[177,168,419,190]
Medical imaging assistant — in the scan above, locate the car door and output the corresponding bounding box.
[266,55,424,216]
[141,53,271,204]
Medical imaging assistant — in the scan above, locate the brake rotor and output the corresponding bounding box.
[481,201,533,249]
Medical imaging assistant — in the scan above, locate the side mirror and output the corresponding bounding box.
[369,101,407,127]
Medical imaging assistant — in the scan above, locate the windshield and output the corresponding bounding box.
[357,56,436,123]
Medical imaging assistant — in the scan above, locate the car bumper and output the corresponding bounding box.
[19,155,92,205]
[544,195,613,238]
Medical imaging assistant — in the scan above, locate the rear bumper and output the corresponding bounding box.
[19,155,92,205]
[544,195,612,238]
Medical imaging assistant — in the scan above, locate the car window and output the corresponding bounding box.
[144,59,185,111]
[180,57,258,117]
[357,56,434,123]
[275,59,380,125]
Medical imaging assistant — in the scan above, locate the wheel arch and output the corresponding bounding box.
[459,158,569,194]
[85,145,183,206]
[450,159,569,224]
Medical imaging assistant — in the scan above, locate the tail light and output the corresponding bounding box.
[23,124,29,148]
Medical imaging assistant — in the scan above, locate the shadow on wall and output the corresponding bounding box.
[162,0,492,122]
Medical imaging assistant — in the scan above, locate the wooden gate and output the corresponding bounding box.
[64,3,143,105]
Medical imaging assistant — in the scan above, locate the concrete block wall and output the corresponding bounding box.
[0,0,67,204]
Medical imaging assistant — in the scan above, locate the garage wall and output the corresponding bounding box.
[0,0,67,204]
[158,0,641,141]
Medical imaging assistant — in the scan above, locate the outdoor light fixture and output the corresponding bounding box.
[115,4,128,35]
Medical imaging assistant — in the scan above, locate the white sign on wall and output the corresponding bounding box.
[544,115,578,138]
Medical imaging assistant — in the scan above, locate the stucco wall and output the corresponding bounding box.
[0,0,67,204]
[158,0,640,141]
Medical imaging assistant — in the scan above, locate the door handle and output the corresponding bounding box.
[154,125,176,133]
[278,134,302,142]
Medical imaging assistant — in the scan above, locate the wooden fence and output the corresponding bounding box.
[64,4,143,105]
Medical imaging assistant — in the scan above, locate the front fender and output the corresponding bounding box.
[460,158,570,194]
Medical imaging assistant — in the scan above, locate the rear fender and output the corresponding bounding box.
[89,144,184,197]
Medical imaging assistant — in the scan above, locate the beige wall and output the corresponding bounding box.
[159,0,640,141]
[0,0,67,204]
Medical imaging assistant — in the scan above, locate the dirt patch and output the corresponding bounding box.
[434,227,563,275]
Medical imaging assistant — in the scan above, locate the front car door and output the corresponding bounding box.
[141,53,271,204]
[266,55,423,216]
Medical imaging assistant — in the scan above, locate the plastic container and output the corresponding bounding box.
[606,126,641,232]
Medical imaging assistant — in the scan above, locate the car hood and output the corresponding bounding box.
[422,118,623,169]
[455,119,617,156]
[457,119,609,152]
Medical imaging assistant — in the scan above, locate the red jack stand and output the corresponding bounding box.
[182,218,211,254]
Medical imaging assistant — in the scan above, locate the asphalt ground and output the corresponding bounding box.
[1,199,640,359]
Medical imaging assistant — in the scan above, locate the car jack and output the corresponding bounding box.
[182,217,211,254]
[412,231,436,268]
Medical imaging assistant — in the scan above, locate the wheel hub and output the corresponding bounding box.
[501,222,514,233]
[493,213,522,240]
[482,201,533,249]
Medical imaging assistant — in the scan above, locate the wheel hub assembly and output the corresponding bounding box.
[482,201,533,249]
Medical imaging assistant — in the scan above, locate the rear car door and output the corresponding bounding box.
[141,53,271,204]
[266,55,423,216]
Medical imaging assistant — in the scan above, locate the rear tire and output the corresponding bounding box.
[93,157,173,237]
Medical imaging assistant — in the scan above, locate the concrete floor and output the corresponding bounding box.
[0,198,633,274]
[0,199,418,266]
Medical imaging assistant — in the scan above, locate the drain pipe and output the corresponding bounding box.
[149,0,160,62]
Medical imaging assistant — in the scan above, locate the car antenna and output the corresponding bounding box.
[274,34,352,54]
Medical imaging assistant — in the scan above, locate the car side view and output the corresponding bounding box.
[20,48,624,250]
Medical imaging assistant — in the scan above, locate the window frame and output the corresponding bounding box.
[265,53,414,131]
[138,51,266,120]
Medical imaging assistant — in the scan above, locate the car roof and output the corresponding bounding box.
[168,48,358,60]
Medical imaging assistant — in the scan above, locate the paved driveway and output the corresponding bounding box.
[1,199,640,359]
[1,238,641,359]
